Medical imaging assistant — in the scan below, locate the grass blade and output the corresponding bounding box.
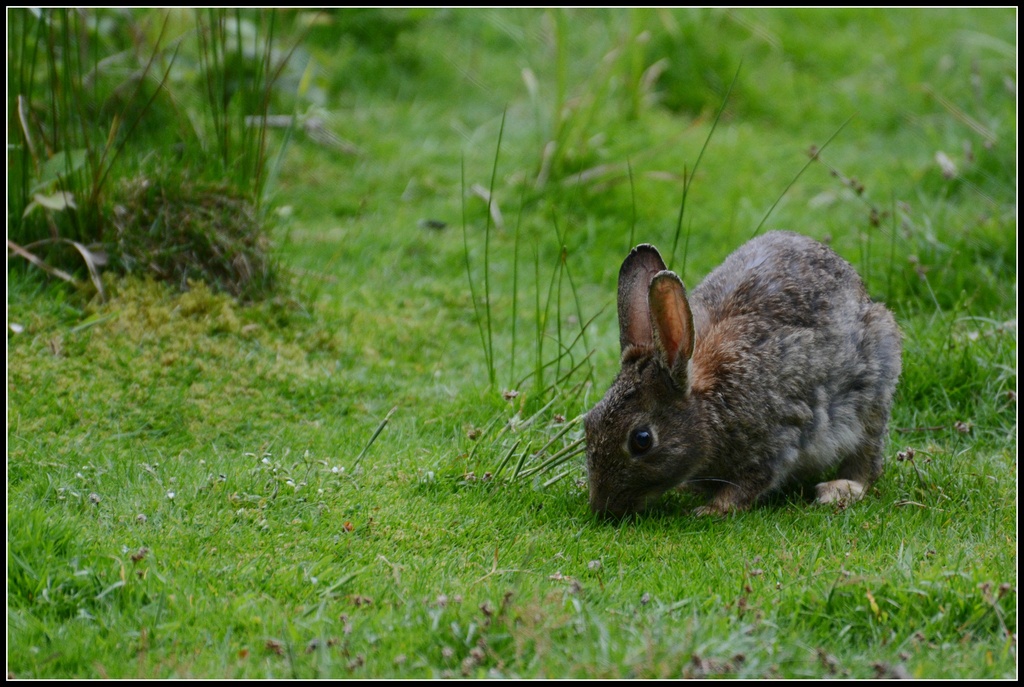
[352,406,398,469]
[627,156,637,249]
[509,443,533,482]
[749,115,853,239]
[492,440,522,479]
[462,157,489,382]
[669,61,742,268]
[482,109,509,387]
[519,435,586,481]
[7,240,79,285]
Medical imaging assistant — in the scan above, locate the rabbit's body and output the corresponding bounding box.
[585,231,901,516]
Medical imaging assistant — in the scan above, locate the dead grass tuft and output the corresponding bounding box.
[110,176,277,301]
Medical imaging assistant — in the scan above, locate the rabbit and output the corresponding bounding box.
[584,231,901,517]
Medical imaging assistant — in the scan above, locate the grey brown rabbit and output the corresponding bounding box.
[585,231,901,516]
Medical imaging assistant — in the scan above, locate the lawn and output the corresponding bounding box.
[7,8,1016,677]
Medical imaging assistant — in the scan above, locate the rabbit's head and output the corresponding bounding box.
[585,245,708,516]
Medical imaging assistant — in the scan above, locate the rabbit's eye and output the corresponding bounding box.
[629,428,654,455]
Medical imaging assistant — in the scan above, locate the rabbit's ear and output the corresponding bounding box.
[617,244,667,352]
[648,270,695,381]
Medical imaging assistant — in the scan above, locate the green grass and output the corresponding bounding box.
[7,8,296,299]
[7,8,1016,678]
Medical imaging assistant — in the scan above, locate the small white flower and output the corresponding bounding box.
[166,491,176,500]
[935,151,957,179]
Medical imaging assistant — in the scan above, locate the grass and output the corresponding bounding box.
[7,8,298,299]
[7,8,1016,678]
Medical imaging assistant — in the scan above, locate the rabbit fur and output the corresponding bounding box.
[584,231,901,516]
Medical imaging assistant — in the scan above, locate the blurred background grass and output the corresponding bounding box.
[7,8,1016,678]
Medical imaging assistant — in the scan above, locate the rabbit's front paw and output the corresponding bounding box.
[694,486,749,516]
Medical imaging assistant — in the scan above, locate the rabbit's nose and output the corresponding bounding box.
[588,486,632,519]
